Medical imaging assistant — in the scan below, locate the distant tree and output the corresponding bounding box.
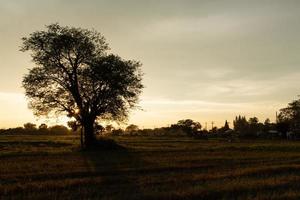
[218,120,230,133]
[21,24,143,148]
[223,120,230,131]
[125,124,139,133]
[0,129,5,134]
[39,123,48,130]
[278,98,300,131]
[174,119,201,136]
[67,120,81,132]
[111,128,124,136]
[49,125,69,135]
[233,115,249,133]
[263,118,271,132]
[248,117,258,125]
[38,123,48,134]
[264,118,271,125]
[210,127,218,134]
[24,123,37,131]
[248,117,260,137]
[1,127,25,135]
[233,115,249,136]
[105,125,114,133]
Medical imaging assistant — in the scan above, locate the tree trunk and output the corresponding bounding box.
[83,119,96,149]
[80,126,84,149]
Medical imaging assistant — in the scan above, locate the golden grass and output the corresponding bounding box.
[1,135,300,199]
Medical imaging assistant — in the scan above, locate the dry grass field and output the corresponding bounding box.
[2,135,300,199]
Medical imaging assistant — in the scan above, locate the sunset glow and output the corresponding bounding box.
[1,0,300,128]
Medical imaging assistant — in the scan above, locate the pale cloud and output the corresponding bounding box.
[142,16,241,39]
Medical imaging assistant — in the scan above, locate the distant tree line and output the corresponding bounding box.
[104,118,270,138]
[104,97,300,140]
[2,97,300,140]
[0,123,71,135]
[101,117,288,140]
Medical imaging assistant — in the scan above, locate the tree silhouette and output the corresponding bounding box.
[24,122,37,130]
[224,120,230,131]
[21,24,143,148]
[278,98,300,131]
[126,124,139,133]
[173,119,201,136]
[248,117,260,136]
[233,115,248,135]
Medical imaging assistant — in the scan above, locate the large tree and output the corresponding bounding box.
[21,24,143,148]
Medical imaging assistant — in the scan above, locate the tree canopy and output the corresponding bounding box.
[21,24,143,148]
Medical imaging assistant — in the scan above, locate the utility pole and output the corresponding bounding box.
[211,121,214,130]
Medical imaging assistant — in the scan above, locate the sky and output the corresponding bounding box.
[0,0,300,128]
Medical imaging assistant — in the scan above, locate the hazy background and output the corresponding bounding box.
[1,0,300,128]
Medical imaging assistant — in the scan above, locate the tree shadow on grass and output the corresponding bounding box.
[0,137,153,200]
[78,139,148,200]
